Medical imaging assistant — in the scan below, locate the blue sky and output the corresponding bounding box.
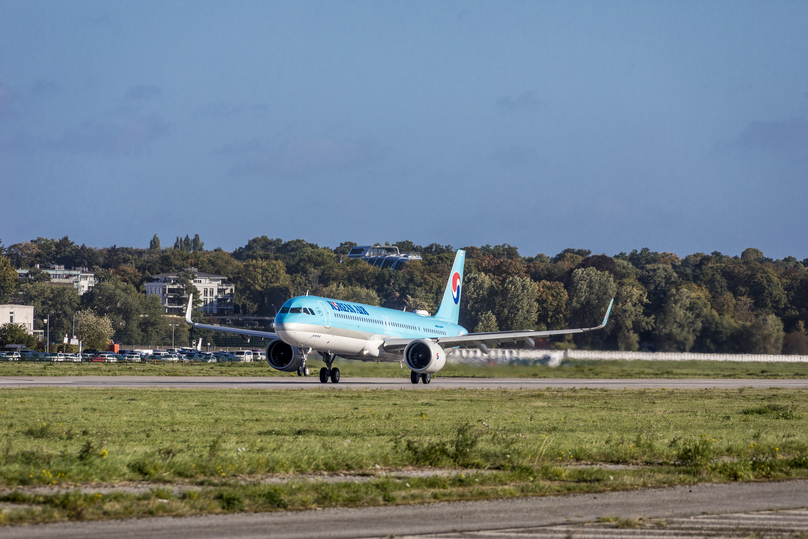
[1,1,806,259]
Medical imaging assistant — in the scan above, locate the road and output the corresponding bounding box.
[3,480,808,538]
[3,376,808,389]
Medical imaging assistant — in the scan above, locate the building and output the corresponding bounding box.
[0,304,35,334]
[145,268,235,315]
[17,265,96,295]
[346,245,422,270]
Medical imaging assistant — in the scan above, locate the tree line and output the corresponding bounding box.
[1,236,807,354]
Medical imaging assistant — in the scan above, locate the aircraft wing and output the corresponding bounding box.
[383,298,613,354]
[184,295,278,339]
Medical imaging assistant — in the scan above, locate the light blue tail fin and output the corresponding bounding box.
[434,250,465,323]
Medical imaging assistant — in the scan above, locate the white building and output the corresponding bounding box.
[17,265,96,295]
[0,304,35,334]
[145,268,235,315]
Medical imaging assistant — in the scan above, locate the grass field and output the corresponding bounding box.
[2,386,808,524]
[2,358,808,378]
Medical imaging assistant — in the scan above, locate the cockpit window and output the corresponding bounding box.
[279,307,289,314]
[289,307,303,314]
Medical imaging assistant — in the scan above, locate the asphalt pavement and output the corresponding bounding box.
[3,480,808,538]
[3,376,808,389]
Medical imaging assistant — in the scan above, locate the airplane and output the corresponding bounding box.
[185,250,613,384]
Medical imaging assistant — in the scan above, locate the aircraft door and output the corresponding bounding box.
[383,316,393,336]
[316,301,331,328]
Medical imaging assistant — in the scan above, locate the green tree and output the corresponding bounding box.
[535,280,568,330]
[236,259,292,315]
[654,288,709,352]
[176,269,201,311]
[748,269,787,314]
[639,264,678,308]
[741,247,765,262]
[473,311,499,333]
[18,282,81,338]
[568,268,617,328]
[496,276,539,331]
[192,234,204,253]
[0,255,18,303]
[568,267,617,348]
[321,283,380,305]
[82,278,167,344]
[460,272,497,331]
[737,313,784,354]
[0,323,38,349]
[149,234,161,251]
[610,282,653,351]
[334,241,357,256]
[75,309,114,350]
[474,256,527,287]
[782,322,808,355]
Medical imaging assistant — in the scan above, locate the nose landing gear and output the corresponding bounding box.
[318,352,340,383]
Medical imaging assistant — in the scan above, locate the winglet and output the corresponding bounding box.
[185,294,195,327]
[602,298,614,327]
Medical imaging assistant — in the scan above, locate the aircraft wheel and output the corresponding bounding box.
[421,373,431,384]
[319,368,329,383]
[303,366,310,377]
[296,367,303,377]
[330,368,341,383]
[411,371,420,384]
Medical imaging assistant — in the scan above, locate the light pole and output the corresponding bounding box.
[45,313,52,354]
[170,323,179,349]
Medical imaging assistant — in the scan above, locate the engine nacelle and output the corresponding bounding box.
[404,339,446,374]
[265,339,305,372]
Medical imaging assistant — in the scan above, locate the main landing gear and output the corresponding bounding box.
[318,352,340,383]
[411,371,431,384]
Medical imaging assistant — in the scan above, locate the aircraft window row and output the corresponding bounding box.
[279,307,289,314]
[332,313,446,335]
[424,327,447,336]
[391,321,418,331]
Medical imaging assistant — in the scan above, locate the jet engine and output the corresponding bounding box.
[265,339,305,372]
[403,339,446,374]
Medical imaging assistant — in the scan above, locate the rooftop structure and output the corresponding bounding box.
[346,245,422,270]
[16,265,96,295]
[146,268,235,316]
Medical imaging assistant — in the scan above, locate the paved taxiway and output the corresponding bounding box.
[3,480,807,538]
[2,375,808,389]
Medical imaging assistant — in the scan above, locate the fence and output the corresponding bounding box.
[448,348,808,367]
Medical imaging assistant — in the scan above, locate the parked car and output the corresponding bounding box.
[0,352,21,361]
[233,350,254,362]
[121,354,142,362]
[19,350,41,360]
[96,352,119,363]
[215,352,235,362]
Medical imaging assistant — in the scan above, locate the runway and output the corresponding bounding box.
[2,376,808,389]
[3,480,808,538]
